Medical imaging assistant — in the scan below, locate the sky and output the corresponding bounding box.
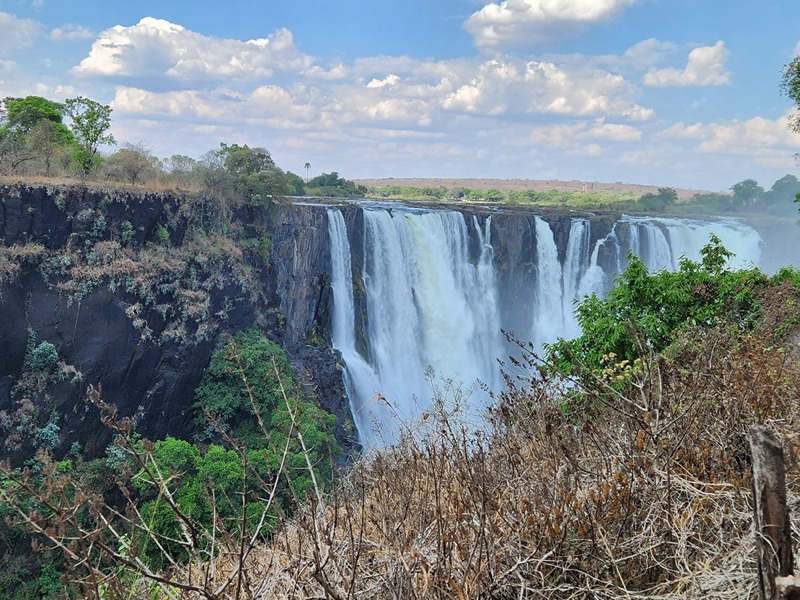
[1,0,799,191]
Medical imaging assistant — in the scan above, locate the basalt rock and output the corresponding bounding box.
[0,184,353,460]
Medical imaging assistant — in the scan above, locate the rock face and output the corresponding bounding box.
[0,184,352,458]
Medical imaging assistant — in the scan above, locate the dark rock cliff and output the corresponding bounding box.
[0,184,354,459]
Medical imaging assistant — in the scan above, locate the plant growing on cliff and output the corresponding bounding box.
[194,329,339,500]
[0,348,338,599]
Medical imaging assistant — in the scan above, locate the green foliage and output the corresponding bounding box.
[285,170,306,195]
[0,96,74,145]
[220,143,289,205]
[155,224,170,245]
[730,178,764,208]
[637,187,677,212]
[547,235,773,382]
[685,191,736,213]
[120,220,134,245]
[25,340,59,372]
[306,171,366,197]
[781,55,800,133]
[64,96,115,175]
[194,329,339,496]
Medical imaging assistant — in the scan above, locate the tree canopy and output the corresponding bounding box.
[64,96,115,175]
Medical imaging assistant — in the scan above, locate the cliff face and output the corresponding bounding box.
[0,184,351,458]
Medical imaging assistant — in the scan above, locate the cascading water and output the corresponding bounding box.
[328,207,504,447]
[328,207,766,447]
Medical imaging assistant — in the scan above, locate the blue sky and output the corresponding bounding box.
[1,0,799,190]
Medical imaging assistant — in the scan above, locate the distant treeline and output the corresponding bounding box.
[365,175,800,216]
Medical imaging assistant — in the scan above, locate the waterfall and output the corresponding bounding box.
[327,210,384,445]
[329,207,503,447]
[590,216,764,276]
[328,207,765,447]
[531,217,563,351]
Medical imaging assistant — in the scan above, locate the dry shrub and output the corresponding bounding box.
[181,322,800,599]
[0,242,46,282]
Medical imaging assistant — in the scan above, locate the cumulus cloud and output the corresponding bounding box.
[644,41,729,87]
[441,58,653,120]
[0,12,41,56]
[51,24,94,41]
[659,112,800,154]
[73,17,313,87]
[465,0,639,48]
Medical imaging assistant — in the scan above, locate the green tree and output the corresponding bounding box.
[194,329,340,493]
[220,143,289,205]
[546,236,775,384]
[304,161,311,183]
[730,178,764,208]
[306,171,367,198]
[0,96,76,176]
[64,96,115,175]
[285,170,306,195]
[781,54,800,133]
[638,187,677,212]
[761,174,800,213]
[0,96,73,144]
[687,191,735,213]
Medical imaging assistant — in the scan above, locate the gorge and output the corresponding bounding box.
[326,204,768,447]
[0,184,795,456]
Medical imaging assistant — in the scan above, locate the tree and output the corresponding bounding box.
[219,143,289,205]
[64,96,115,175]
[101,142,157,185]
[638,187,677,212]
[162,154,198,189]
[546,236,776,385]
[761,174,800,213]
[0,96,74,144]
[0,96,76,176]
[730,178,764,208]
[194,329,340,503]
[781,55,800,134]
[304,161,311,183]
[285,170,305,195]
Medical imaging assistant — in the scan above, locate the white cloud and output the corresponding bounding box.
[51,24,94,41]
[659,112,800,155]
[644,41,729,87]
[73,17,313,86]
[528,119,641,148]
[0,12,41,56]
[441,58,652,120]
[621,39,678,70]
[465,0,638,48]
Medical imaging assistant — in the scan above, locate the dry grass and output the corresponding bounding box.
[4,309,800,598]
[169,312,800,599]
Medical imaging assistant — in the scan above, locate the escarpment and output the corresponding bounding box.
[0,184,353,458]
